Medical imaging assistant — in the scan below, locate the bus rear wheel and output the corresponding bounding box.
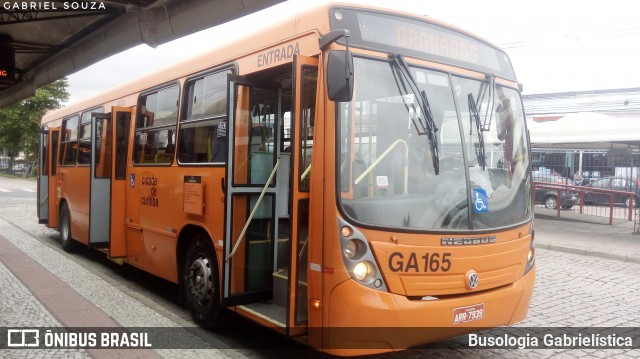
[59,203,77,252]
[183,235,222,327]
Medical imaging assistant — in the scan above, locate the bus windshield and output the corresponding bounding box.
[337,56,532,231]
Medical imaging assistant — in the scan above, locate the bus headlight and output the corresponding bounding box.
[338,217,388,292]
[343,239,361,259]
[353,261,373,281]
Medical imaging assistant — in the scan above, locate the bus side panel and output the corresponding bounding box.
[508,266,535,324]
[107,107,133,258]
[307,54,327,350]
[47,172,59,229]
[125,226,145,269]
[129,166,178,282]
[59,166,90,244]
[125,165,227,284]
[319,85,362,347]
[124,107,145,268]
[185,166,227,279]
[110,175,127,256]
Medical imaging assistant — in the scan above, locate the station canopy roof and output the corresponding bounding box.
[0,0,283,108]
[528,112,640,151]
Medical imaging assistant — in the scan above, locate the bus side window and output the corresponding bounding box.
[77,107,103,166]
[42,131,49,175]
[134,85,179,165]
[178,69,231,164]
[60,115,79,166]
[298,67,317,191]
[51,131,59,175]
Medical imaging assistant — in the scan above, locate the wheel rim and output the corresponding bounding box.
[187,254,213,306]
[546,197,557,209]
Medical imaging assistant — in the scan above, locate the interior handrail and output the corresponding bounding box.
[354,139,408,194]
[226,156,281,262]
[301,163,312,181]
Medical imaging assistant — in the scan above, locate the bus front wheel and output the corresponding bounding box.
[183,235,222,327]
[59,203,76,252]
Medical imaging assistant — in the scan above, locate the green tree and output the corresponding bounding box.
[0,78,69,172]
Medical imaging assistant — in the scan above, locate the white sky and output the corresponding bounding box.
[66,0,640,104]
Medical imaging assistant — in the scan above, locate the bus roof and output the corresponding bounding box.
[41,1,501,125]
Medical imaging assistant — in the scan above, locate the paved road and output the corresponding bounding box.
[0,177,37,204]
[1,176,639,358]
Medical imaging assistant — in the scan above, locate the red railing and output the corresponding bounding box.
[532,181,635,224]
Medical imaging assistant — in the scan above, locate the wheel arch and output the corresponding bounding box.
[176,225,218,294]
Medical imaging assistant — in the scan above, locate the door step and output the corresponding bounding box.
[237,303,286,327]
[95,248,124,265]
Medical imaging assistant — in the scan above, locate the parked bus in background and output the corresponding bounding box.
[38,2,535,355]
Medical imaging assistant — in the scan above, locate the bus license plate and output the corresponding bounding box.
[452,304,484,324]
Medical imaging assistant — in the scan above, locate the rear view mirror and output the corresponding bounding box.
[327,50,354,102]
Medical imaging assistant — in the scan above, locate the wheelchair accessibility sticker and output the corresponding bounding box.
[472,189,488,213]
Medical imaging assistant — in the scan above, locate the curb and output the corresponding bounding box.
[538,243,640,265]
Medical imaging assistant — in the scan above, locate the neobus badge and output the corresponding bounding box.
[441,236,496,246]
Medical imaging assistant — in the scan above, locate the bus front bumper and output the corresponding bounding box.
[322,266,535,355]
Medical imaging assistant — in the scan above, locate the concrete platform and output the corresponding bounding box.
[534,207,640,264]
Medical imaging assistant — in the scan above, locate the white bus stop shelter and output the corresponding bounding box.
[527,112,640,178]
[527,112,640,150]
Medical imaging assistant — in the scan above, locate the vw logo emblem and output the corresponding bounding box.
[467,271,479,289]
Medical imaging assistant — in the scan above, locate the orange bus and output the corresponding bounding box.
[37,2,535,355]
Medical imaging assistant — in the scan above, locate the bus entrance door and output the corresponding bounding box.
[38,128,58,225]
[89,108,131,256]
[37,130,48,224]
[285,55,318,335]
[223,76,282,314]
[89,112,111,248]
[47,128,60,228]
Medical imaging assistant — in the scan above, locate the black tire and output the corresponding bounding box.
[59,203,77,252]
[544,195,558,209]
[183,235,222,327]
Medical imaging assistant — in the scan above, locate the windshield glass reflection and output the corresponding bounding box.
[337,57,531,231]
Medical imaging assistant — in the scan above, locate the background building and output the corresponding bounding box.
[524,88,640,184]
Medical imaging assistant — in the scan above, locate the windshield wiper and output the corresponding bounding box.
[467,74,496,171]
[468,93,487,170]
[476,74,496,132]
[388,54,440,175]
